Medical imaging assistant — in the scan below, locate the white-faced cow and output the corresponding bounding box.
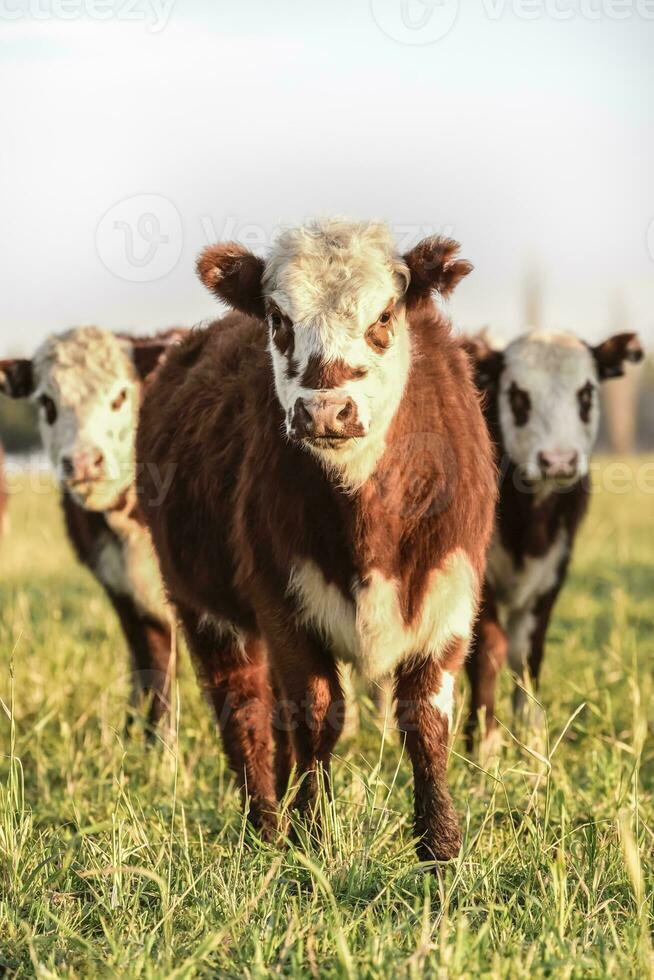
[463,328,643,742]
[0,326,184,731]
[137,218,496,861]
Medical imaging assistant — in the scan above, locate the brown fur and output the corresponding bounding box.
[300,355,367,389]
[138,242,496,862]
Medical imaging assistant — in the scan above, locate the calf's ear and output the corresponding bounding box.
[591,332,643,380]
[196,243,266,319]
[125,329,187,381]
[461,333,504,390]
[403,236,473,305]
[0,359,34,398]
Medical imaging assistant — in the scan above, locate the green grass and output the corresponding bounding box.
[0,460,652,978]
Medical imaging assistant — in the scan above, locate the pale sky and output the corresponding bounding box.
[1,0,653,354]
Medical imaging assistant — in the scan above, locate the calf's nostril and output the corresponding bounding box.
[61,456,74,479]
[293,398,313,434]
[337,399,354,422]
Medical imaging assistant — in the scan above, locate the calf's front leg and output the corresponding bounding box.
[464,586,507,751]
[266,622,344,821]
[395,644,464,863]
[180,608,277,840]
[108,592,173,734]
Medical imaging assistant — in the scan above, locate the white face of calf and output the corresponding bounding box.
[500,333,600,482]
[0,327,141,511]
[468,329,643,485]
[197,218,473,488]
[263,222,411,463]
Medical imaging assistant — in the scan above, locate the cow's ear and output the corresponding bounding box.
[125,330,186,381]
[591,332,643,380]
[196,243,266,319]
[0,359,35,398]
[461,334,504,391]
[403,236,473,305]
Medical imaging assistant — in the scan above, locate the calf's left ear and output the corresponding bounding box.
[403,236,473,305]
[461,333,504,390]
[591,332,644,380]
[196,243,266,320]
[0,359,35,398]
[124,330,187,381]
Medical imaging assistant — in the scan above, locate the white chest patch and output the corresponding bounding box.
[288,549,476,680]
[486,528,569,615]
[93,518,168,623]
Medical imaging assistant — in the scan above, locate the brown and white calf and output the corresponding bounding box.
[463,329,643,741]
[137,219,496,861]
[0,326,184,730]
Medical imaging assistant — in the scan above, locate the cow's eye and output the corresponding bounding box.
[577,381,595,423]
[111,388,128,411]
[366,310,394,352]
[270,311,294,356]
[508,382,530,427]
[38,394,57,425]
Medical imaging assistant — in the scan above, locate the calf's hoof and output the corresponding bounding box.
[415,800,462,863]
[416,823,462,863]
[248,798,279,844]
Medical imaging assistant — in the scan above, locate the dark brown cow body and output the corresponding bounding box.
[463,329,643,742]
[138,219,496,861]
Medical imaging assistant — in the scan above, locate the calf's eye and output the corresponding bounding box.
[269,310,294,356]
[366,308,394,352]
[111,388,128,411]
[508,382,530,427]
[577,381,595,423]
[39,394,57,425]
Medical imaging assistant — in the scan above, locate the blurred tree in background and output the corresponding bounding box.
[0,399,39,453]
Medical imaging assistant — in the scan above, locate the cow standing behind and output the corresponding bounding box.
[137,219,497,862]
[463,329,643,744]
[0,326,184,731]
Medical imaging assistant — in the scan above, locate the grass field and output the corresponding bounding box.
[0,460,652,978]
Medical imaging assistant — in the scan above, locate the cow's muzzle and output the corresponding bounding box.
[537,449,579,479]
[290,395,366,445]
[61,447,105,486]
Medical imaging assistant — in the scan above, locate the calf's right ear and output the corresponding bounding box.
[196,243,266,320]
[403,236,473,305]
[461,333,504,391]
[0,359,34,398]
[591,332,643,380]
